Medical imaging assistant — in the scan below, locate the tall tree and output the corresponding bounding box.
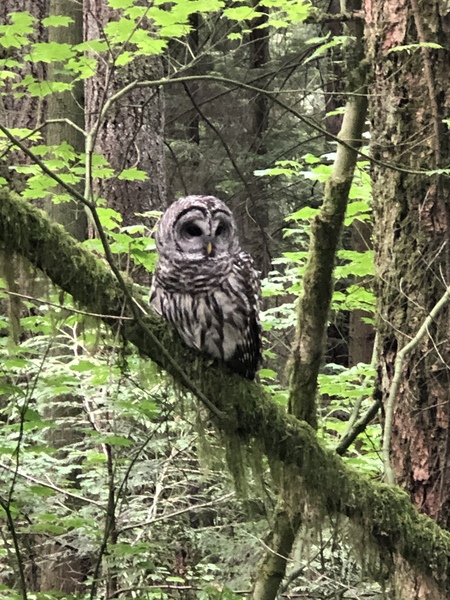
[38,0,88,593]
[45,0,87,240]
[366,0,450,596]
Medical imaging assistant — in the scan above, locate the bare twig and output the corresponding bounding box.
[0,496,28,600]
[0,462,104,507]
[4,290,133,320]
[120,492,235,533]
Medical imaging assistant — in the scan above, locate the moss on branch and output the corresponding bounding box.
[1,188,450,591]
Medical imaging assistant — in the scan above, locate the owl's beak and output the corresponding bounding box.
[205,241,213,256]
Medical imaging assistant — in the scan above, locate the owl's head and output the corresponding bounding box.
[156,195,240,261]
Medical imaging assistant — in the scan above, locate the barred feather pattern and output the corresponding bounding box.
[150,195,261,379]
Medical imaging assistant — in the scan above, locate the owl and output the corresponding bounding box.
[150,195,261,379]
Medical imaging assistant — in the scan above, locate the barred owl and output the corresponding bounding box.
[150,195,261,379]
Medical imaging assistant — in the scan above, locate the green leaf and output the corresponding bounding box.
[29,485,56,497]
[108,0,136,8]
[134,35,167,55]
[130,248,157,272]
[30,523,67,534]
[0,70,17,80]
[97,207,123,231]
[86,450,107,464]
[259,167,293,177]
[0,383,26,396]
[75,39,109,53]
[24,408,43,422]
[135,400,158,418]
[388,42,443,54]
[42,16,74,27]
[259,368,277,379]
[10,11,35,29]
[159,24,190,38]
[0,31,29,49]
[304,36,348,65]
[100,435,133,446]
[69,360,95,373]
[223,6,259,20]
[104,18,136,43]
[117,167,148,181]
[289,206,319,221]
[115,51,135,66]
[301,163,333,181]
[66,55,97,79]
[27,42,75,63]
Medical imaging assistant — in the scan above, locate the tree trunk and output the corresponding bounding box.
[237,0,271,274]
[45,0,87,241]
[252,16,368,596]
[348,220,374,366]
[0,0,47,192]
[366,0,450,596]
[39,0,89,594]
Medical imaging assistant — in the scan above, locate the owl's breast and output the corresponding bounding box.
[154,256,232,293]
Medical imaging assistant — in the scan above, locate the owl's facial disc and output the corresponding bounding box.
[173,210,235,259]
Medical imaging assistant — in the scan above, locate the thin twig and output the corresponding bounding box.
[0,462,104,507]
[382,286,450,484]
[4,290,133,320]
[0,497,28,600]
[120,492,235,533]
[336,397,382,456]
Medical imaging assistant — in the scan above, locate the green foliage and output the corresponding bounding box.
[260,155,380,473]
[0,285,266,597]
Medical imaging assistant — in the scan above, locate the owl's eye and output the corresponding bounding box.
[215,224,228,236]
[184,224,203,237]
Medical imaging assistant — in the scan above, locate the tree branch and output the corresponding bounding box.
[2,188,450,593]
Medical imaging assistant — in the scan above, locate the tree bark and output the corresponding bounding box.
[0,0,47,191]
[39,0,88,594]
[348,220,374,366]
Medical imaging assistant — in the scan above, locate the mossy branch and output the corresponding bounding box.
[1,188,450,593]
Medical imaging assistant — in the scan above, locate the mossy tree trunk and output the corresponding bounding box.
[366,0,450,597]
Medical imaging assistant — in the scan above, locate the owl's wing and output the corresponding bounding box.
[226,312,261,379]
[225,252,262,379]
